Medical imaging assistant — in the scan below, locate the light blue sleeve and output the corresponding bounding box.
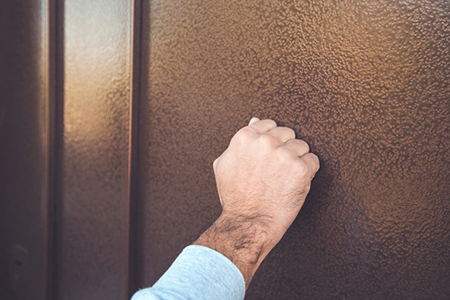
[131,245,246,300]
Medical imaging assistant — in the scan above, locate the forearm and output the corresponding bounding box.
[193,212,280,287]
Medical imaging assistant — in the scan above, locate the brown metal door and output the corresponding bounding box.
[1,0,450,299]
[137,1,450,299]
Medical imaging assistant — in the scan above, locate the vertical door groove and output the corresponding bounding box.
[127,0,143,297]
[45,0,57,299]
[53,0,65,298]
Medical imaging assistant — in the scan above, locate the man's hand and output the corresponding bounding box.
[194,117,320,287]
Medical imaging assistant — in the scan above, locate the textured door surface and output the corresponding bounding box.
[1,0,450,299]
[137,1,450,299]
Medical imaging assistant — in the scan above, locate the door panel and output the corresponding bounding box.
[137,1,450,299]
[54,1,134,299]
[0,1,53,299]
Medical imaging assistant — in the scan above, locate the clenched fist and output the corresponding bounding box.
[214,117,319,238]
[195,117,320,287]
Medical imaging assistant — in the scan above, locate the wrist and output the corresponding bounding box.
[193,212,279,287]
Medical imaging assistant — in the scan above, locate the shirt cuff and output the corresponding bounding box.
[131,245,245,300]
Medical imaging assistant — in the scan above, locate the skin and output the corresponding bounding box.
[194,117,320,288]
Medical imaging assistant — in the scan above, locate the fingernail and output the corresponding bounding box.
[249,117,259,125]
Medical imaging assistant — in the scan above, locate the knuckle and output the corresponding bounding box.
[267,119,277,128]
[231,127,255,144]
[312,153,320,171]
[295,159,310,176]
[299,140,310,152]
[285,127,295,137]
[239,126,255,135]
[276,145,294,160]
[258,133,278,147]
[239,126,257,138]
[289,139,310,154]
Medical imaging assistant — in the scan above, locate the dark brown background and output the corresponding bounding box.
[1,0,449,299]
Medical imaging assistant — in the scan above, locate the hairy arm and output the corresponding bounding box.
[194,117,320,287]
[194,213,274,286]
